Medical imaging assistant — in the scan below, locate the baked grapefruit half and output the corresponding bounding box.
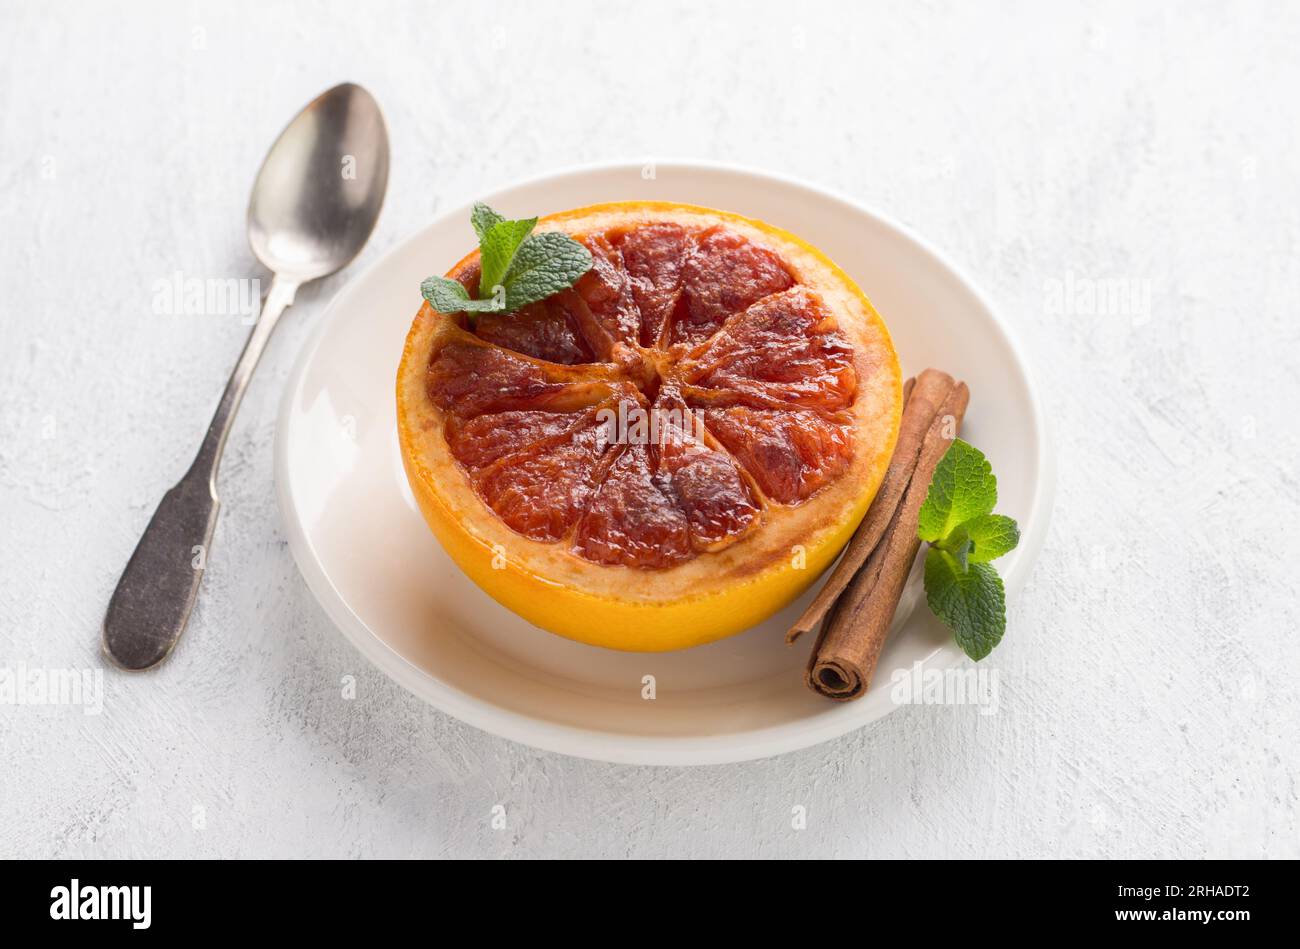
[397,201,901,651]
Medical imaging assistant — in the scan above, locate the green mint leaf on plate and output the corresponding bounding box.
[421,276,504,314]
[917,438,997,542]
[471,202,505,243]
[960,513,1020,564]
[422,203,592,317]
[917,438,1021,661]
[924,549,1006,661]
[477,217,537,302]
[500,231,593,311]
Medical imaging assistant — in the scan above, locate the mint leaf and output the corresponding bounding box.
[961,514,1020,563]
[924,548,1005,661]
[422,204,593,317]
[917,439,997,543]
[478,217,537,302]
[916,437,1020,661]
[471,203,505,243]
[501,232,593,311]
[421,276,504,314]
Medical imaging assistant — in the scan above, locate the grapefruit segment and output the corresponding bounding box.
[616,222,690,347]
[573,444,693,568]
[473,299,594,365]
[445,409,593,472]
[674,226,794,344]
[681,287,857,411]
[426,334,619,416]
[702,406,853,504]
[572,235,641,355]
[472,412,614,542]
[397,201,902,651]
[650,384,761,552]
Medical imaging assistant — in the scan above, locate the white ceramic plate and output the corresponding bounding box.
[274,161,1052,766]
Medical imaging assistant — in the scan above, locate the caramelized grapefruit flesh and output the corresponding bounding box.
[702,406,853,504]
[423,222,862,569]
[471,415,614,543]
[573,444,694,568]
[614,222,690,347]
[674,226,795,345]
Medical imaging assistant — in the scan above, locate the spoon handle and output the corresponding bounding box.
[102,275,298,670]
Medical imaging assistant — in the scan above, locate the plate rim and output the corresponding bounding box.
[273,158,1055,766]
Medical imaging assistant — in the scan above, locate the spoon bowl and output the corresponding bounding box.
[247,82,389,282]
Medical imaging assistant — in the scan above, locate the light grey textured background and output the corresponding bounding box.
[2,0,1298,859]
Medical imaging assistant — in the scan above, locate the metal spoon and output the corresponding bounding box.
[103,83,390,671]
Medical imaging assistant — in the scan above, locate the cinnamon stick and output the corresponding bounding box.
[786,369,956,644]
[805,381,969,700]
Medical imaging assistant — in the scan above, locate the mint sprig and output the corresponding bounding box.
[918,439,1020,661]
[422,202,592,319]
